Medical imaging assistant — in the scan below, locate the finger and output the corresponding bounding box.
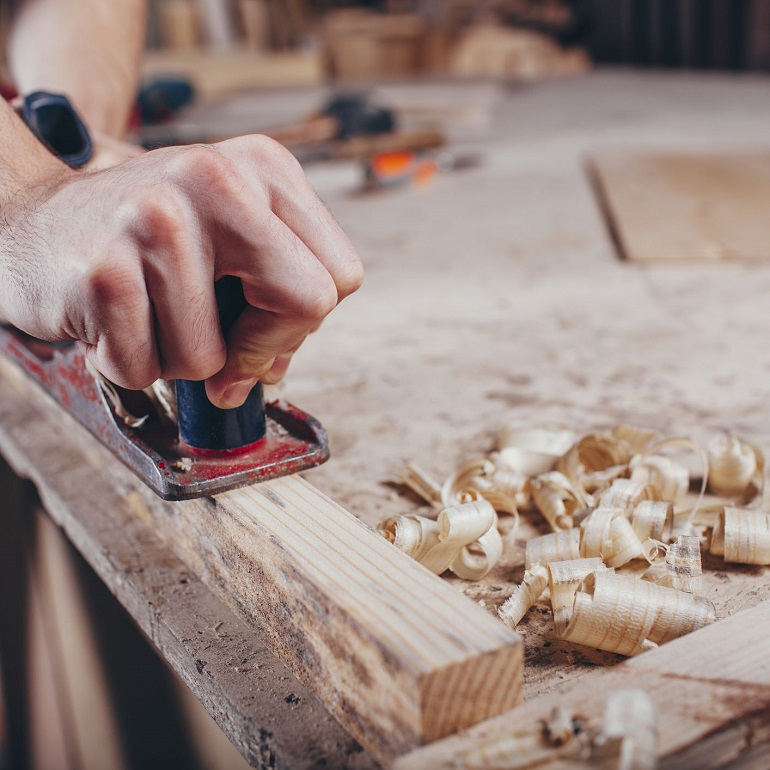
[146,266,225,381]
[204,306,309,408]
[201,137,363,301]
[121,189,226,381]
[143,251,225,382]
[79,261,161,390]
[261,353,293,385]
[172,167,339,318]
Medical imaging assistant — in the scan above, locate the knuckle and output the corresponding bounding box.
[97,344,160,391]
[334,257,364,298]
[296,281,338,321]
[165,348,226,381]
[84,259,143,312]
[118,190,186,246]
[250,135,303,175]
[169,143,223,180]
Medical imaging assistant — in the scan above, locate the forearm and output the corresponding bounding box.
[0,96,68,194]
[7,0,147,138]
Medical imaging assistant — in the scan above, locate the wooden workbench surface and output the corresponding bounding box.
[291,69,770,697]
[5,70,770,767]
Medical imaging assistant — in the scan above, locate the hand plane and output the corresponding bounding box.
[0,93,329,500]
[0,276,329,500]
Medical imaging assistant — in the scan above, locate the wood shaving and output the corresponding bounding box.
[541,706,577,748]
[144,379,178,424]
[561,572,715,656]
[599,478,656,513]
[525,529,581,569]
[547,557,611,635]
[530,471,582,531]
[610,425,656,454]
[710,507,770,565]
[579,506,645,568]
[399,463,444,507]
[85,360,148,428]
[401,689,654,770]
[630,501,673,543]
[707,435,764,501]
[441,457,527,516]
[389,422,765,660]
[557,431,635,495]
[629,454,689,505]
[497,424,575,477]
[498,565,548,629]
[665,535,702,594]
[377,499,502,579]
[597,689,658,770]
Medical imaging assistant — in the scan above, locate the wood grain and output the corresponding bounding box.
[395,601,770,770]
[591,152,770,262]
[0,354,523,766]
[135,455,523,763]
[0,358,375,770]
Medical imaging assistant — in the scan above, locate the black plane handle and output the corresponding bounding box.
[176,276,266,450]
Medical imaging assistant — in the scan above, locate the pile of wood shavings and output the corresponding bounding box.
[379,424,768,657]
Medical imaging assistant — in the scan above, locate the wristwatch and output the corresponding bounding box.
[21,91,93,168]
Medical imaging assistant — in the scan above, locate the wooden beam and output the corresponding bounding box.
[132,441,523,764]
[0,355,524,766]
[0,359,374,770]
[394,602,770,770]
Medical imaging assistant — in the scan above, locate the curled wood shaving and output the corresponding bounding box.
[665,535,702,594]
[629,454,688,505]
[485,455,531,507]
[597,689,658,770]
[643,437,709,527]
[530,471,582,531]
[560,572,716,656]
[599,479,656,514]
[85,360,149,428]
[631,501,673,543]
[410,689,656,770]
[707,435,765,501]
[579,507,645,568]
[525,528,581,569]
[399,463,444,507]
[441,458,494,507]
[710,507,770,565]
[497,424,575,477]
[640,539,668,565]
[377,499,502,579]
[557,432,634,496]
[442,458,526,516]
[541,706,578,748]
[497,565,548,629]
[611,425,657,454]
[547,557,610,635]
[144,379,178,424]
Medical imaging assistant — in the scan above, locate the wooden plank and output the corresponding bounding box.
[394,601,770,769]
[128,446,523,763]
[142,48,323,98]
[591,151,770,262]
[0,355,523,766]
[0,359,374,770]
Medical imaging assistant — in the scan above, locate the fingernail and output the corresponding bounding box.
[219,378,258,409]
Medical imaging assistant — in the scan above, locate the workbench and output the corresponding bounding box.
[2,71,770,769]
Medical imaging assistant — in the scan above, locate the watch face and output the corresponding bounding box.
[23,91,93,168]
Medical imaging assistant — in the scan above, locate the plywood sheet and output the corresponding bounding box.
[591,152,770,262]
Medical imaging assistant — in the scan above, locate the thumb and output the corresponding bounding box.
[204,306,305,409]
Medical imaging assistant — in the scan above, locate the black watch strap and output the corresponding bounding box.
[21,91,93,169]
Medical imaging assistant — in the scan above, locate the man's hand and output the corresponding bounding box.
[0,136,363,408]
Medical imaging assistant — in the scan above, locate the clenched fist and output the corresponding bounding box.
[0,135,363,408]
